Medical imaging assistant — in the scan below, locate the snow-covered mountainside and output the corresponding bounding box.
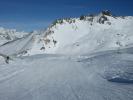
[25,11,133,55]
[0,27,28,46]
[0,11,133,56]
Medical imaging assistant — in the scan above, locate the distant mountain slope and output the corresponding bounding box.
[0,27,28,46]
[0,33,34,56]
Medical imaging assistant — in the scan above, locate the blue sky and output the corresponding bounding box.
[0,0,133,32]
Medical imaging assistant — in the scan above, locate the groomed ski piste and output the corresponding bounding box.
[0,11,133,100]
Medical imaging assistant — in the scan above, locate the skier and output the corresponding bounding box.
[5,56,10,64]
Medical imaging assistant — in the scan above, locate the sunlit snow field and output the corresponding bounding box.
[0,47,133,100]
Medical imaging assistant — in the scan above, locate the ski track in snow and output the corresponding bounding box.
[0,48,133,100]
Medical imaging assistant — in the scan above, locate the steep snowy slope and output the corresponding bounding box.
[26,11,133,55]
[0,27,28,46]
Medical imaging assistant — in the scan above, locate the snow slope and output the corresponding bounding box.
[0,27,28,46]
[0,33,34,56]
[26,11,133,55]
[0,47,133,100]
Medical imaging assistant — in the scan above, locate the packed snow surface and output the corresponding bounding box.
[0,47,133,100]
